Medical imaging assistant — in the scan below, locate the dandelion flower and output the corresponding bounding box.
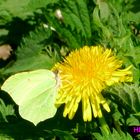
[53,46,132,121]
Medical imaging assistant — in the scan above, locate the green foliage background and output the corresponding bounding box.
[0,0,140,139]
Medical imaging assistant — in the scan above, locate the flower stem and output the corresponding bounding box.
[98,116,111,135]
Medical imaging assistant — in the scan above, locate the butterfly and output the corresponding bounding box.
[1,69,59,125]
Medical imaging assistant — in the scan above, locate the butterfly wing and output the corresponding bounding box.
[1,69,58,125]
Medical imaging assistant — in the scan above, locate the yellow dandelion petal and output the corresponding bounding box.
[53,46,133,121]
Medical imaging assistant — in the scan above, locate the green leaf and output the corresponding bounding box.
[0,99,15,122]
[53,129,76,140]
[62,0,91,39]
[123,46,140,66]
[126,115,140,126]
[93,128,133,140]
[25,0,58,12]
[1,69,58,125]
[46,15,81,49]
[0,134,14,140]
[0,0,29,18]
[98,1,110,21]
[106,83,140,114]
[0,0,59,22]
[75,0,91,39]
[4,27,60,74]
[127,11,140,24]
[92,6,111,40]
